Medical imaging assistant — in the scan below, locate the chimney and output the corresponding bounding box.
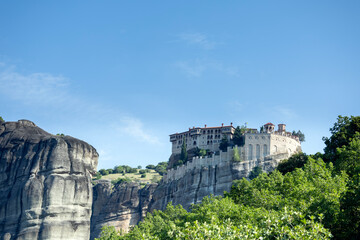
[204,124,207,128]
[230,122,233,126]
[222,123,224,127]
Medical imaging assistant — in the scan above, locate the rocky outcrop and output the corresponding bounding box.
[90,181,157,239]
[0,120,98,240]
[90,155,281,236]
[151,156,279,211]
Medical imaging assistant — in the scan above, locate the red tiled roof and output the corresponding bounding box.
[264,122,274,126]
[169,125,235,136]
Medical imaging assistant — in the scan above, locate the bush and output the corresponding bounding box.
[113,166,124,173]
[105,196,332,240]
[94,172,102,180]
[111,177,131,185]
[232,146,241,162]
[155,162,168,176]
[140,174,146,178]
[99,169,109,175]
[139,170,146,174]
[277,152,308,174]
[248,166,263,180]
[146,164,156,169]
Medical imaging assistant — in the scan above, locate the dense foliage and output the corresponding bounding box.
[233,126,245,146]
[96,196,332,240]
[180,137,188,162]
[111,177,132,185]
[276,152,309,174]
[219,135,229,151]
[232,146,240,162]
[292,130,305,142]
[0,116,4,123]
[96,115,360,239]
[323,115,360,163]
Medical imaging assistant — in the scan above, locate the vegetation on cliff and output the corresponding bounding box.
[96,115,360,239]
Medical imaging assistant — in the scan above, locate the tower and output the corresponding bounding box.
[264,123,275,133]
[277,124,286,134]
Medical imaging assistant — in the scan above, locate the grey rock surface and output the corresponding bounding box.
[90,181,157,240]
[150,157,279,211]
[0,120,98,240]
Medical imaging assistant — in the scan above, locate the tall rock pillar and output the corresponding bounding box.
[0,120,98,240]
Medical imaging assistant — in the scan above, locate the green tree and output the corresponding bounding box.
[180,137,188,162]
[95,226,120,240]
[194,147,207,157]
[103,196,331,240]
[146,164,156,169]
[113,166,124,174]
[336,174,360,239]
[248,166,263,180]
[137,165,142,169]
[323,115,360,162]
[233,126,245,146]
[111,177,131,185]
[155,162,168,176]
[227,158,348,232]
[276,152,309,174]
[99,169,109,175]
[232,146,241,162]
[219,135,229,152]
[0,116,4,123]
[292,130,305,142]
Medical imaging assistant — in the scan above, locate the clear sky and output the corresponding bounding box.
[1,1,359,169]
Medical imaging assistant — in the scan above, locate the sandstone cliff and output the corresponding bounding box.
[0,120,98,240]
[90,181,157,239]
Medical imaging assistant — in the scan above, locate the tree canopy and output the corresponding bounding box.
[219,135,229,151]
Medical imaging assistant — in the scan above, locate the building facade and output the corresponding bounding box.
[169,122,301,161]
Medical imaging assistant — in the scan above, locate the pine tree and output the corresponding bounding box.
[180,137,188,162]
[219,136,229,152]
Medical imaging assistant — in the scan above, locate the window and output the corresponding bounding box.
[256,144,260,159]
[248,144,253,160]
[263,144,268,156]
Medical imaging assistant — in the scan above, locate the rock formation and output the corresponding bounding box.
[150,155,280,211]
[90,181,157,239]
[0,120,98,240]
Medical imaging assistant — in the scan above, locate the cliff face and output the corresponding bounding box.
[151,154,280,211]
[0,120,98,240]
[90,181,157,239]
[90,156,280,237]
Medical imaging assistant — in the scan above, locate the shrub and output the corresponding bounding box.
[111,177,131,185]
[232,146,241,162]
[146,164,156,169]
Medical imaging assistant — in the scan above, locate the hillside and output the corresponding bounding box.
[99,169,162,184]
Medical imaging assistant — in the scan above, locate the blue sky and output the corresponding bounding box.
[1,1,359,169]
